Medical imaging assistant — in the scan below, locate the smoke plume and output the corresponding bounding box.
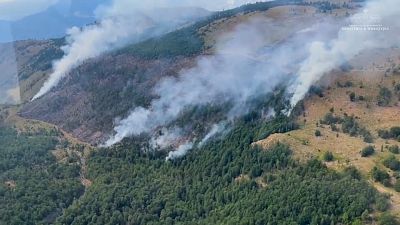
[198,122,228,147]
[32,0,261,100]
[105,17,331,147]
[166,142,194,161]
[288,0,400,109]
[150,127,183,150]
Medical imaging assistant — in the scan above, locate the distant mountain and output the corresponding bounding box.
[0,0,110,43]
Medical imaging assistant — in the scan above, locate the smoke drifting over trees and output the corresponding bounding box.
[32,0,261,100]
[105,17,334,148]
[30,0,400,158]
[288,0,400,109]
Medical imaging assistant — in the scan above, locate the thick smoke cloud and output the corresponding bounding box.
[106,0,400,155]
[288,0,400,109]
[166,142,194,161]
[32,0,262,100]
[105,17,329,147]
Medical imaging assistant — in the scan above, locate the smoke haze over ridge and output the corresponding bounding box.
[104,16,339,147]
[106,0,400,159]
[32,0,263,100]
[288,0,400,109]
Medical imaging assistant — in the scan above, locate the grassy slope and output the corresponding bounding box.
[256,47,400,214]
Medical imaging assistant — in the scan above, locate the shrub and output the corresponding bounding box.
[376,196,390,212]
[342,115,358,135]
[383,155,400,171]
[394,180,400,192]
[379,129,392,139]
[331,124,339,132]
[315,130,322,137]
[390,127,400,138]
[377,87,392,107]
[371,167,390,184]
[361,129,374,143]
[378,213,399,225]
[378,127,400,140]
[309,85,324,97]
[394,84,400,97]
[389,145,400,154]
[344,81,354,87]
[320,112,341,125]
[323,151,334,162]
[361,146,375,157]
[343,166,361,180]
[349,92,356,102]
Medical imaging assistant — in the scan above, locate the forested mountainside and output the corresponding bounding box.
[0,106,87,225]
[2,0,400,224]
[19,0,352,145]
[2,91,395,225]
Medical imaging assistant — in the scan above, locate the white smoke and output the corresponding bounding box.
[31,0,263,100]
[199,122,227,147]
[166,142,194,161]
[105,17,329,146]
[32,15,155,100]
[150,127,183,149]
[288,0,400,109]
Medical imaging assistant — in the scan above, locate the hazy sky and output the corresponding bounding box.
[0,0,263,21]
[0,0,59,21]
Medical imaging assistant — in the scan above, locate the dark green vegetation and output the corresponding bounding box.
[378,127,400,141]
[389,145,400,154]
[383,155,400,171]
[11,1,399,224]
[350,92,356,102]
[377,87,393,107]
[371,167,391,187]
[322,151,334,162]
[320,112,374,143]
[54,112,388,225]
[0,126,84,225]
[361,146,375,157]
[395,180,400,192]
[378,213,400,225]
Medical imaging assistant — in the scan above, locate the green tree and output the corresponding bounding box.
[377,87,392,107]
[378,213,399,225]
[361,146,375,157]
[323,151,334,162]
[349,92,356,102]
